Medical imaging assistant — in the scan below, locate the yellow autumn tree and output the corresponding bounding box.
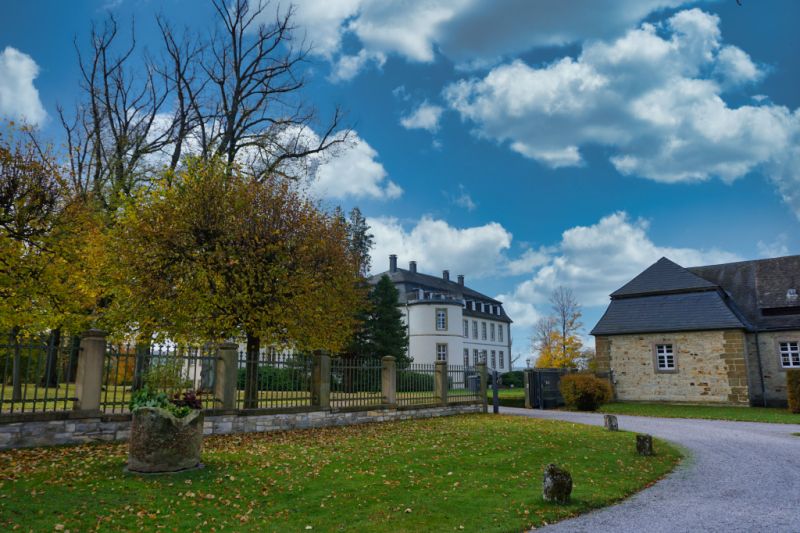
[0,124,106,337]
[109,157,365,356]
[534,332,584,368]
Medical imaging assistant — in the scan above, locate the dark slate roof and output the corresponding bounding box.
[591,291,746,335]
[368,268,512,323]
[610,257,717,298]
[689,255,800,332]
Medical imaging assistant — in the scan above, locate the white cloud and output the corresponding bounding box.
[757,235,790,259]
[445,9,800,216]
[400,101,444,132]
[0,47,46,126]
[309,132,402,200]
[498,211,740,330]
[278,0,692,79]
[368,215,512,279]
[447,183,476,211]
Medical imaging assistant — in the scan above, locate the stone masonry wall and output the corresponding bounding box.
[598,330,750,404]
[0,404,482,450]
[745,330,800,406]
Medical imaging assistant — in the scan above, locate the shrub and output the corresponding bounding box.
[500,371,524,388]
[788,369,800,414]
[143,359,192,391]
[397,370,436,392]
[129,386,201,418]
[559,373,612,411]
[236,365,309,391]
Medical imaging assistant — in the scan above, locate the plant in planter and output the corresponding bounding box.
[127,387,205,473]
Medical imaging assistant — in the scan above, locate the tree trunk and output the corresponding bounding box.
[244,332,260,409]
[42,328,61,388]
[10,328,22,402]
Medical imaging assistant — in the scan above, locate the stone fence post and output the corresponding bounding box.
[477,362,488,413]
[215,342,239,410]
[435,360,448,405]
[312,351,331,409]
[74,330,106,413]
[382,356,397,407]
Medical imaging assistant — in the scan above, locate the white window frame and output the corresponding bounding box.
[779,341,800,368]
[463,348,469,366]
[498,325,504,343]
[473,349,479,365]
[654,343,677,372]
[490,323,495,341]
[490,350,496,368]
[436,308,448,331]
[472,320,478,339]
[436,343,448,362]
[463,319,469,337]
[499,350,504,369]
[481,322,487,340]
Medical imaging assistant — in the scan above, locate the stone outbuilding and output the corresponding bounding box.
[592,255,800,406]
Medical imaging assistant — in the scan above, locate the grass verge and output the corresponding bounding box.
[0,414,680,532]
[599,402,800,424]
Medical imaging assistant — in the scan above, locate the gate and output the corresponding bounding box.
[525,368,573,409]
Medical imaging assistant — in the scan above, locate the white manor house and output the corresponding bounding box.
[369,255,513,371]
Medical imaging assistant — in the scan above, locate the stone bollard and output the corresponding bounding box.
[604,414,619,431]
[542,464,572,504]
[636,434,654,456]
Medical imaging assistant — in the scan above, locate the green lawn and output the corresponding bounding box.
[0,414,680,532]
[599,402,800,424]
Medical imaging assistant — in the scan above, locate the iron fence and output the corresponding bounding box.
[0,334,80,414]
[330,357,383,409]
[447,365,481,403]
[236,350,313,410]
[396,363,438,406]
[101,344,220,413]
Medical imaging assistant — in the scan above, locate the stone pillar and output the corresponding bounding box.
[477,362,488,413]
[74,330,106,412]
[636,434,654,456]
[215,342,239,410]
[382,356,397,407]
[312,352,331,409]
[434,360,448,405]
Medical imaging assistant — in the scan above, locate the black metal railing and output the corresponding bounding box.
[447,365,481,403]
[396,363,438,406]
[101,344,220,413]
[0,334,80,414]
[236,350,313,410]
[330,357,382,409]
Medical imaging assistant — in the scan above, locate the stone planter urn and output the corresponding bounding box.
[128,407,204,473]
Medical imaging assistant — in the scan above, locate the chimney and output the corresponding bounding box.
[442,270,450,281]
[409,261,417,273]
[389,254,397,273]
[457,274,464,286]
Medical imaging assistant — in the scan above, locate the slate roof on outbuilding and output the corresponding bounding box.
[591,291,745,335]
[593,254,800,336]
[610,257,717,298]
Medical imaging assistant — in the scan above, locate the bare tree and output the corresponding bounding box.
[60,0,349,207]
[60,16,175,209]
[549,286,583,358]
[531,315,558,358]
[199,0,347,179]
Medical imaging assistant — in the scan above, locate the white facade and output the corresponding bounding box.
[372,255,513,371]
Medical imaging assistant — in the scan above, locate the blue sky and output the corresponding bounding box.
[2,0,799,363]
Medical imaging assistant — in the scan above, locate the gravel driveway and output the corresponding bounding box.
[500,407,800,533]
